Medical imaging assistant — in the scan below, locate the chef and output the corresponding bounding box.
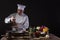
[4,4,29,33]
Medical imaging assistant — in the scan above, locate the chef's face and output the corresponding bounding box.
[17,9,23,15]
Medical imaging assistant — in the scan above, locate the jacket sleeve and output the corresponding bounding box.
[4,13,16,23]
[23,16,29,31]
[5,18,11,23]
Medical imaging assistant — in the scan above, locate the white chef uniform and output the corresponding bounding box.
[4,4,29,33]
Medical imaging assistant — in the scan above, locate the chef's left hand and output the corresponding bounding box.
[23,28,26,32]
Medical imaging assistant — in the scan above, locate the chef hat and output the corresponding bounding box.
[17,4,26,11]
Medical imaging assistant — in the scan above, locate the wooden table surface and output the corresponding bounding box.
[31,34,60,40]
[49,34,60,40]
[1,34,60,40]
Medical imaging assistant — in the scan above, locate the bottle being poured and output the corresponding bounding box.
[10,16,18,32]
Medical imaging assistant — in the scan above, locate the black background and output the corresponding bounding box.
[0,0,60,37]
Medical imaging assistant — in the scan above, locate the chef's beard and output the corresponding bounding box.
[17,12,23,15]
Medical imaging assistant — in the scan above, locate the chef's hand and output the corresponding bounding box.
[23,28,27,32]
[10,16,15,22]
[10,16,17,26]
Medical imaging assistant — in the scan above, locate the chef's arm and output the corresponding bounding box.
[23,16,29,31]
[4,13,15,23]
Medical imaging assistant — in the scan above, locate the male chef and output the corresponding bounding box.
[4,4,29,33]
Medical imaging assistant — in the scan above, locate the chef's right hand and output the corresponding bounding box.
[10,16,15,22]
